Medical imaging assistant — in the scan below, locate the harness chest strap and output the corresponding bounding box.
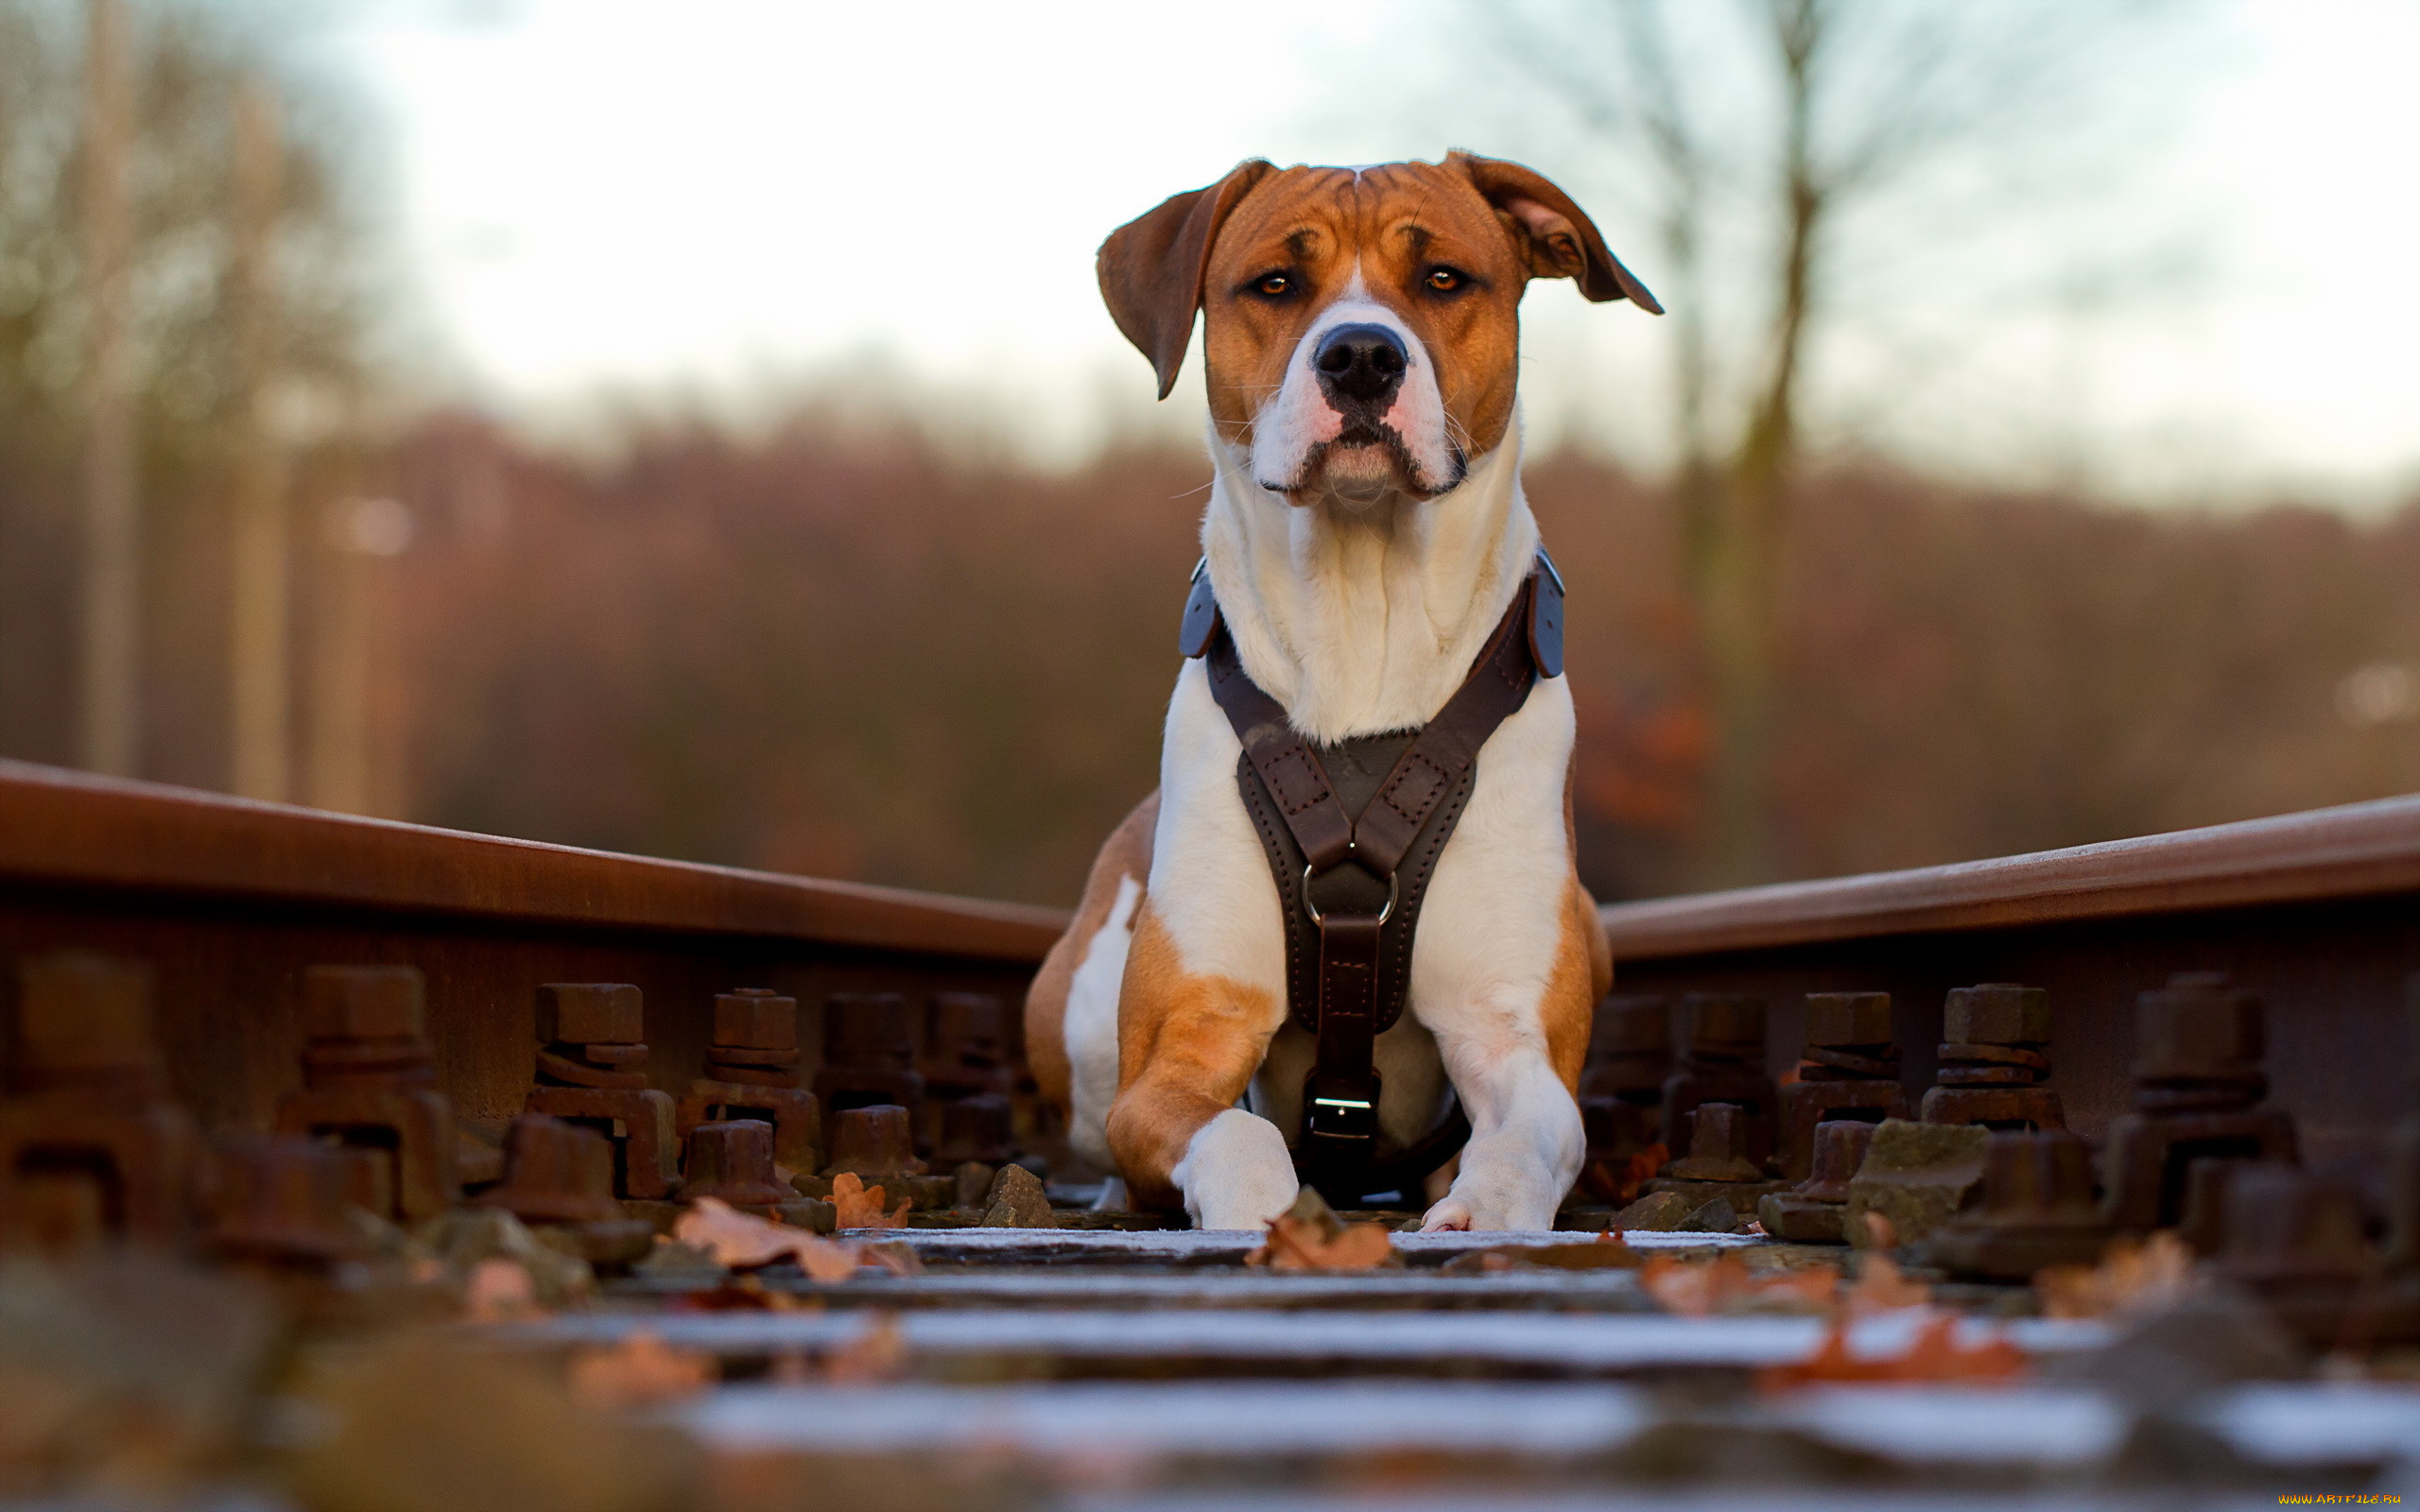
[1180,552,1564,1194]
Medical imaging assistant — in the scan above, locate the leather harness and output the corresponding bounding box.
[1179,551,1565,1204]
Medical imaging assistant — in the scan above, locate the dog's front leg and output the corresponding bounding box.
[1412,881,1599,1232]
[1105,905,1297,1228]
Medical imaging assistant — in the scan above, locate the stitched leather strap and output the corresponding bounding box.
[1204,633,1357,873]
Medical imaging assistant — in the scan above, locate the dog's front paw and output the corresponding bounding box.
[1426,1168,1562,1232]
[1418,1196,1473,1232]
[1171,1108,1299,1229]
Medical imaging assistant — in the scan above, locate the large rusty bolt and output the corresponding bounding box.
[714,988,799,1051]
[1944,984,2050,1047]
[1979,1129,2097,1221]
[824,992,916,1068]
[2135,972,2265,1083]
[1595,995,1672,1056]
[477,1114,624,1225]
[935,1093,1016,1167]
[537,983,643,1046]
[14,952,159,1078]
[679,1119,794,1209]
[303,965,425,1042]
[1680,994,1766,1057]
[1797,1120,1876,1204]
[1582,995,1671,1100]
[208,1134,372,1263]
[1805,992,1893,1049]
[1691,1102,1745,1161]
[2219,1163,2376,1282]
[1665,1101,1764,1182]
[929,993,1006,1067]
[822,1104,921,1179]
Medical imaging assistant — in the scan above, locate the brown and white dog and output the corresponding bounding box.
[1025,153,1659,1231]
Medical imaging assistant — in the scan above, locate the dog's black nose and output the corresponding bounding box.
[1315,323,1409,407]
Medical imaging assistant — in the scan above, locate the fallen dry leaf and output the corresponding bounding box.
[1760,1314,2027,1389]
[831,1173,912,1230]
[462,1258,544,1322]
[674,1195,870,1279]
[567,1330,715,1410]
[1248,1213,1397,1270]
[1615,1143,1669,1204]
[1582,1142,1670,1205]
[1641,1253,1839,1315]
[822,1314,908,1383]
[1844,1251,1930,1315]
[2035,1231,2198,1319]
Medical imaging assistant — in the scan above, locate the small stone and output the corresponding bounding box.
[633,1238,725,1280]
[1843,1117,1990,1246]
[1681,1196,1740,1233]
[1611,1190,1699,1232]
[776,1199,836,1234]
[1758,1191,1847,1245]
[978,1162,1053,1228]
[416,1208,596,1306]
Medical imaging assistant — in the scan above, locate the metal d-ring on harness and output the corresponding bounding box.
[1179,549,1566,1205]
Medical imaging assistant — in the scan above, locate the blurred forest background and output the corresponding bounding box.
[2,0,2416,908]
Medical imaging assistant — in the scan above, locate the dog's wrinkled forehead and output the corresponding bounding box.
[1206,162,1515,287]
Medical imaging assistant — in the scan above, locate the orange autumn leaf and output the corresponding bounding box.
[831,1172,912,1230]
[1845,1251,1931,1315]
[463,1258,544,1322]
[823,1313,908,1383]
[1641,1253,1838,1315]
[2036,1231,2197,1320]
[1246,1213,1397,1270]
[1615,1143,1668,1204]
[568,1330,715,1410]
[674,1194,868,1278]
[1760,1314,2028,1390]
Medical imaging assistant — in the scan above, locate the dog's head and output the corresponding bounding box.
[1099,152,1658,507]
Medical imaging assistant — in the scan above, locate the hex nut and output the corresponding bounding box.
[1681,993,1766,1050]
[16,952,155,1065]
[303,965,424,1041]
[1805,991,1893,1049]
[1593,995,1671,1055]
[824,992,915,1064]
[537,983,644,1045]
[2135,972,2263,1077]
[713,988,798,1051]
[1944,984,2050,1046]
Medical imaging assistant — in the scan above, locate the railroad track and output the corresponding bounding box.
[2,755,2416,1509]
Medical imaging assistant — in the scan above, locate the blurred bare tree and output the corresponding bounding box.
[1491,0,2171,885]
[0,0,383,788]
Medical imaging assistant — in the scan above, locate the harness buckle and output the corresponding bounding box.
[1303,1068,1383,1149]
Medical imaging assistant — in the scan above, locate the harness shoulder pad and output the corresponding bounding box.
[1179,558,1223,660]
[1527,549,1565,679]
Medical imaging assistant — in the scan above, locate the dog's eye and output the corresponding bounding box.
[1253,272,1293,298]
[1426,266,1466,293]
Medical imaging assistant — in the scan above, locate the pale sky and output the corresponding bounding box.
[342,0,2420,507]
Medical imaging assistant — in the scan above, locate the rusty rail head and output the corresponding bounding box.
[1599,793,2420,961]
[0,759,1068,963]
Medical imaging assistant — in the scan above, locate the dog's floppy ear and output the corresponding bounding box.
[1098,159,1278,399]
[1447,150,1662,314]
